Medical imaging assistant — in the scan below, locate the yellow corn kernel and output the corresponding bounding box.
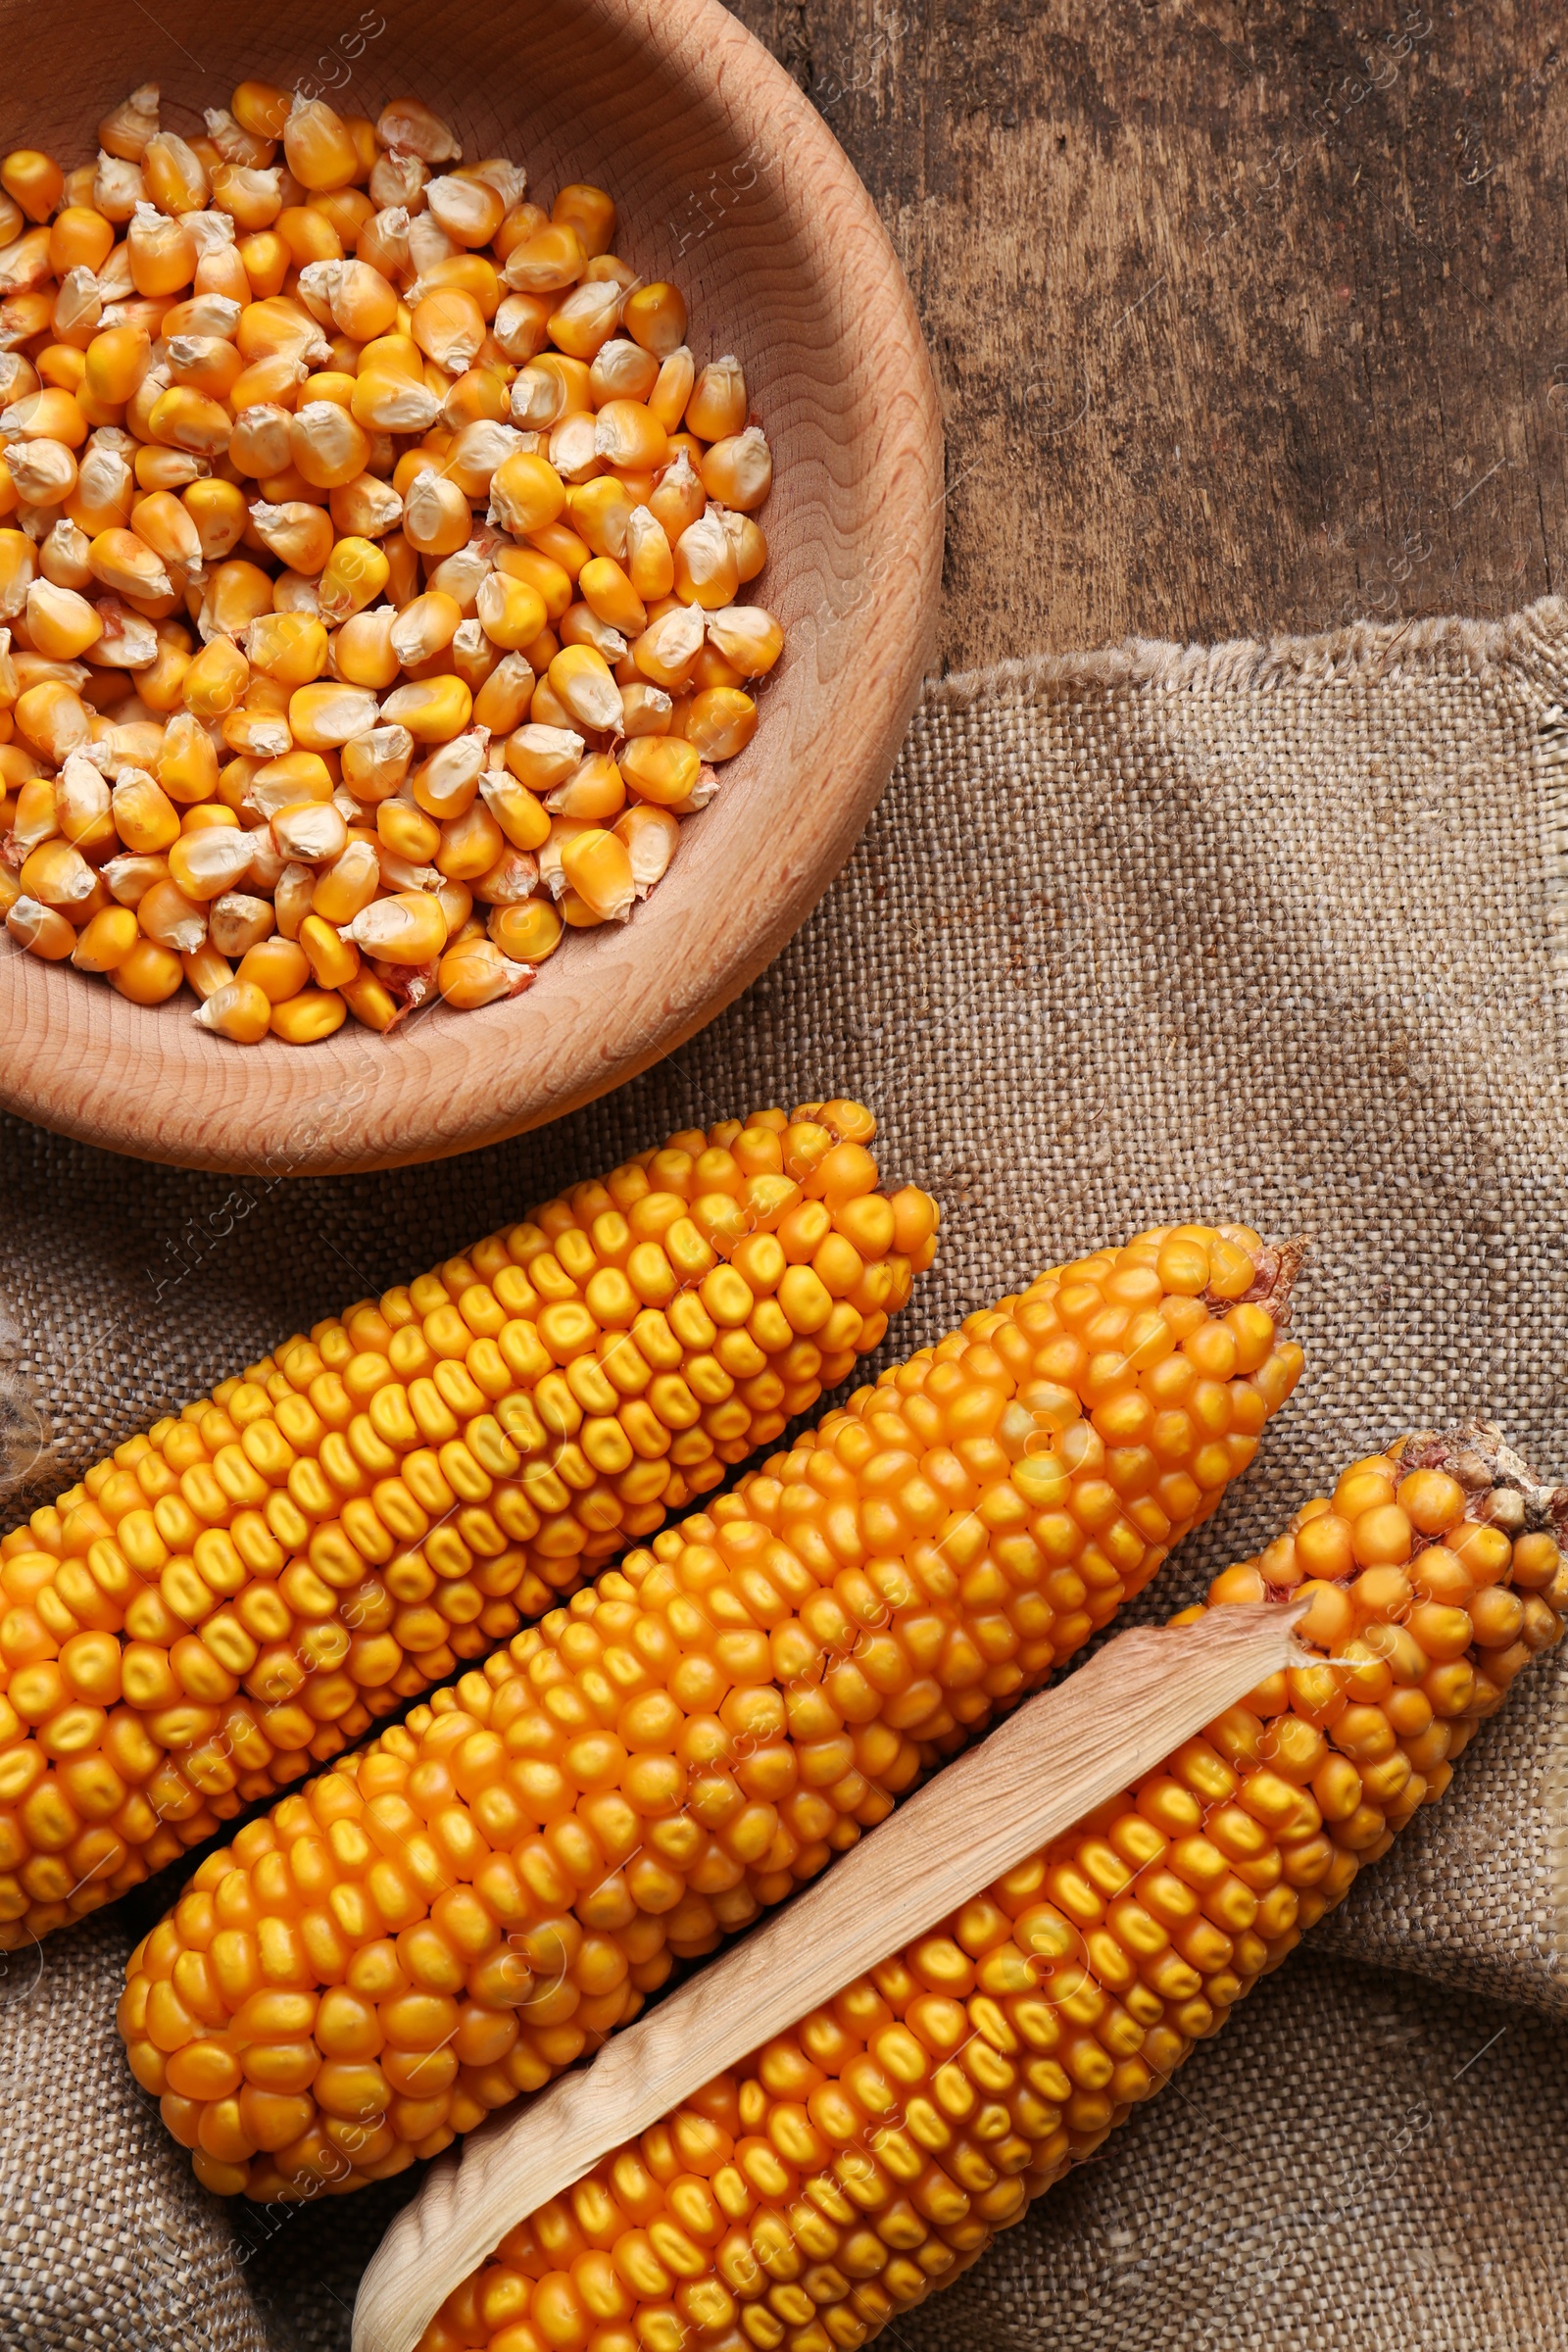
[545,644,620,735]
[16,681,90,764]
[577,556,647,638]
[622,281,688,360]
[126,209,196,299]
[181,480,248,564]
[478,768,551,852]
[182,635,249,720]
[131,443,204,495]
[234,934,309,1004]
[180,937,235,1001]
[211,163,283,233]
[71,903,140,972]
[617,735,699,809]
[671,511,740,611]
[401,471,471,558]
[341,727,414,807]
[375,95,462,164]
[167,825,256,903]
[438,936,532,1007]
[338,966,401,1031]
[230,81,292,141]
[545,753,623,823]
[204,559,275,638]
[328,470,402,540]
[505,222,588,297]
[250,751,333,816]
[111,769,180,854]
[474,573,547,652]
[270,802,348,866]
[701,426,772,513]
[382,674,473,744]
[646,352,695,441]
[682,688,757,763]
[25,580,102,661]
[283,98,360,193]
[144,384,229,458]
[155,711,219,807]
[247,612,329,689]
[282,401,366,493]
[205,891,272,957]
[142,131,210,217]
[1,149,65,224]
[193,976,272,1043]
[298,910,360,989]
[110,934,184,1004]
[489,449,568,539]
[389,589,462,669]
[287,682,381,754]
[98,83,161,164]
[378,800,441,863]
[707,605,784,677]
[249,500,334,574]
[312,843,380,929]
[615,803,680,895]
[124,498,198,595]
[6,386,88,446]
[270,984,347,1044]
[20,836,99,911]
[413,286,488,376]
[488,895,562,962]
[436,803,505,881]
[0,525,37,613]
[495,546,572,625]
[630,602,704,693]
[556,826,633,921]
[347,889,448,965]
[6,893,75,958]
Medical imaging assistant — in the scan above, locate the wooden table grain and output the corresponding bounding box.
[728,0,1568,667]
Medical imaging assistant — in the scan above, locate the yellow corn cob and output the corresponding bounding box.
[416,1424,1568,2352]
[117,1222,1303,2199]
[0,1101,937,1947]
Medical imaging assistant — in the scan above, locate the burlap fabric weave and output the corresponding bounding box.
[6,599,1568,2348]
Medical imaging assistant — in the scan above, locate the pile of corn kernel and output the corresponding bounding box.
[0,81,781,1043]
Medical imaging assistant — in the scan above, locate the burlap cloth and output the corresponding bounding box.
[6,598,1568,2348]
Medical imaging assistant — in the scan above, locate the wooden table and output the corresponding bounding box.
[732,0,1568,668]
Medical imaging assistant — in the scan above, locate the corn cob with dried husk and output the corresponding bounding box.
[0,1100,936,1946]
[117,1221,1303,2199]
[408,1424,1567,2352]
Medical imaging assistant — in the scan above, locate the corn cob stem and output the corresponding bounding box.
[117,1222,1303,2199]
[411,1425,1565,2352]
[0,1100,936,1946]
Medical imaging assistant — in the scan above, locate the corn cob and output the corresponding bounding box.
[414,1424,1568,2352]
[0,1100,935,1947]
[117,1221,1303,2199]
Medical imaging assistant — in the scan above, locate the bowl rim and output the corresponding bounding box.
[0,0,945,1175]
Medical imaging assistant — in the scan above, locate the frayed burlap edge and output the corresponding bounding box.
[925,596,1568,708]
[0,1297,52,1512]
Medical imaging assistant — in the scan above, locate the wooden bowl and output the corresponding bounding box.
[0,0,942,1172]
